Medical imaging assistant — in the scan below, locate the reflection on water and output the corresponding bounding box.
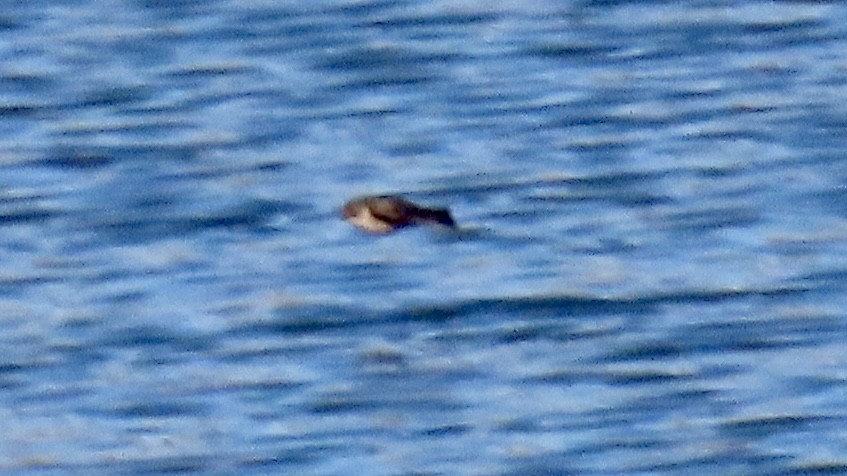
[2,0,847,474]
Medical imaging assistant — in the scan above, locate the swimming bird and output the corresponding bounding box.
[342,195,455,234]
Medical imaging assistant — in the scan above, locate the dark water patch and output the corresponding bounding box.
[0,102,55,118]
[525,42,618,60]
[214,343,301,362]
[400,285,808,324]
[249,433,374,463]
[543,112,614,128]
[809,186,847,218]
[0,275,63,293]
[392,471,443,476]
[695,164,749,178]
[393,294,654,323]
[137,0,217,15]
[652,206,760,232]
[238,446,325,469]
[93,289,149,305]
[0,362,33,376]
[72,85,152,109]
[569,436,671,459]
[793,268,847,289]
[366,11,498,29]
[599,313,833,363]
[329,72,438,90]
[530,368,692,386]
[626,107,728,127]
[328,0,405,17]
[655,17,833,52]
[387,139,442,156]
[230,5,303,27]
[495,418,540,433]
[6,459,211,476]
[46,142,204,162]
[661,87,724,101]
[186,200,283,229]
[357,345,407,367]
[207,379,303,394]
[488,206,564,225]
[252,160,291,173]
[598,16,833,59]
[618,388,724,415]
[446,88,548,110]
[128,87,299,120]
[90,199,286,243]
[686,128,776,142]
[809,113,847,132]
[495,324,558,344]
[0,207,56,225]
[418,423,471,438]
[78,268,146,286]
[0,190,60,224]
[0,15,21,30]
[97,325,215,353]
[245,25,348,56]
[108,400,208,418]
[0,358,43,392]
[450,169,674,209]
[517,407,622,433]
[721,414,836,439]
[49,341,109,367]
[309,394,465,415]
[35,153,114,169]
[529,189,673,207]
[151,163,293,182]
[500,455,581,476]
[316,46,461,71]
[240,122,303,147]
[2,70,58,93]
[690,315,843,349]
[575,237,640,255]
[492,318,622,345]
[100,455,212,475]
[0,377,24,391]
[565,138,631,153]
[54,118,197,140]
[639,452,793,474]
[163,63,256,79]
[600,341,686,362]
[600,369,695,386]
[582,0,669,6]
[782,375,847,396]
[309,398,380,414]
[643,286,809,306]
[740,25,841,49]
[777,462,847,476]
[418,172,577,198]
[261,306,371,334]
[741,18,822,35]
[567,170,671,189]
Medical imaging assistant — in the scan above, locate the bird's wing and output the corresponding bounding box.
[368,198,412,225]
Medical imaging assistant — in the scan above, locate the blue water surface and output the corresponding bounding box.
[2,0,847,474]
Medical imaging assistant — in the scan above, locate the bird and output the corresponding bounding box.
[341,195,455,234]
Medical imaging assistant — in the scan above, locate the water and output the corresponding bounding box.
[2,0,847,474]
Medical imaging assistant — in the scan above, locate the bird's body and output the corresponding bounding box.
[342,195,455,233]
